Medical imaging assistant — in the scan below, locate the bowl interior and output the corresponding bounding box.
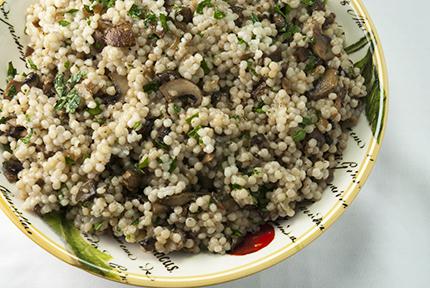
[0,0,387,287]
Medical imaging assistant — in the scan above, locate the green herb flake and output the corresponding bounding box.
[304,54,318,73]
[173,104,181,114]
[292,129,306,142]
[137,157,150,170]
[132,218,140,226]
[282,24,300,42]
[213,9,225,20]
[230,183,242,190]
[128,4,143,19]
[66,8,79,14]
[231,229,242,237]
[65,156,75,166]
[54,71,87,113]
[143,81,160,93]
[301,116,313,126]
[253,102,265,114]
[237,37,248,47]
[27,58,38,70]
[20,129,33,144]
[6,62,17,82]
[186,112,199,124]
[64,61,71,70]
[94,222,104,231]
[87,101,103,116]
[159,13,169,31]
[98,0,117,8]
[229,115,241,120]
[196,0,212,14]
[153,139,169,150]
[6,85,17,98]
[59,19,71,27]
[187,125,202,140]
[0,117,6,125]
[144,12,158,27]
[301,0,316,6]
[201,59,210,74]
[132,121,142,130]
[168,158,177,173]
[250,13,259,23]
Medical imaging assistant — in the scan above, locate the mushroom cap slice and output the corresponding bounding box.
[309,68,339,100]
[312,32,335,61]
[159,79,203,107]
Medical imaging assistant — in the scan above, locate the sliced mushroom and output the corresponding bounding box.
[309,68,338,100]
[312,31,335,61]
[272,13,286,30]
[160,192,194,206]
[211,90,228,106]
[109,72,129,96]
[4,80,23,99]
[105,22,135,47]
[25,46,34,57]
[251,80,267,99]
[250,134,268,147]
[137,118,155,139]
[323,13,336,30]
[306,129,326,147]
[202,153,215,164]
[152,203,169,215]
[267,46,283,62]
[179,7,193,23]
[294,47,311,62]
[76,180,97,202]
[154,71,180,84]
[23,72,41,88]
[121,168,145,192]
[212,193,239,212]
[8,126,27,139]
[231,5,244,26]
[2,159,23,183]
[159,79,203,107]
[42,74,55,97]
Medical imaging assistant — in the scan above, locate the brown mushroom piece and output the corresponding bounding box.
[121,168,145,192]
[137,118,155,139]
[251,80,267,99]
[110,72,129,96]
[211,90,228,106]
[267,46,283,62]
[179,7,193,23]
[4,80,23,99]
[105,23,135,47]
[152,202,169,215]
[272,13,286,30]
[2,159,23,183]
[312,32,335,61]
[23,72,41,88]
[159,79,203,107]
[294,47,311,63]
[201,153,215,164]
[231,5,244,26]
[76,180,97,202]
[309,68,338,100]
[8,126,27,139]
[160,192,194,206]
[153,71,180,84]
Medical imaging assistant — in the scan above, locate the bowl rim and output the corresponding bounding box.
[0,0,388,287]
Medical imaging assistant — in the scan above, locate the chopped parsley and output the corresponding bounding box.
[20,129,33,144]
[65,156,75,165]
[196,0,212,14]
[159,13,169,30]
[132,121,142,130]
[237,37,249,46]
[64,61,71,70]
[250,13,260,23]
[292,129,307,142]
[59,19,71,26]
[304,54,318,73]
[230,183,242,190]
[137,157,150,170]
[231,229,242,237]
[153,139,169,150]
[173,104,181,114]
[54,71,87,113]
[27,58,38,70]
[213,9,225,19]
[253,102,265,114]
[127,4,143,19]
[187,125,202,140]
[144,12,158,27]
[87,101,102,116]
[282,24,300,42]
[301,0,317,6]
[96,0,117,8]
[65,8,79,14]
[201,59,210,74]
[168,158,177,173]
[6,85,17,98]
[94,222,104,231]
[6,62,17,82]
[186,112,199,124]
[143,81,160,93]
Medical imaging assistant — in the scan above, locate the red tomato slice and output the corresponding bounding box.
[229,223,275,256]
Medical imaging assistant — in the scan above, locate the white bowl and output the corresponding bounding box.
[0,0,388,287]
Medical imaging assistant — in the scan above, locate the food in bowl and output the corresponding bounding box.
[1,0,366,254]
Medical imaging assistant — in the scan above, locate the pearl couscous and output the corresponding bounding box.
[1,0,366,254]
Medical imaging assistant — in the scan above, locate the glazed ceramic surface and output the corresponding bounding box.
[0,0,388,287]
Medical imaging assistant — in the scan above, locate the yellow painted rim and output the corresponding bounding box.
[0,0,388,287]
